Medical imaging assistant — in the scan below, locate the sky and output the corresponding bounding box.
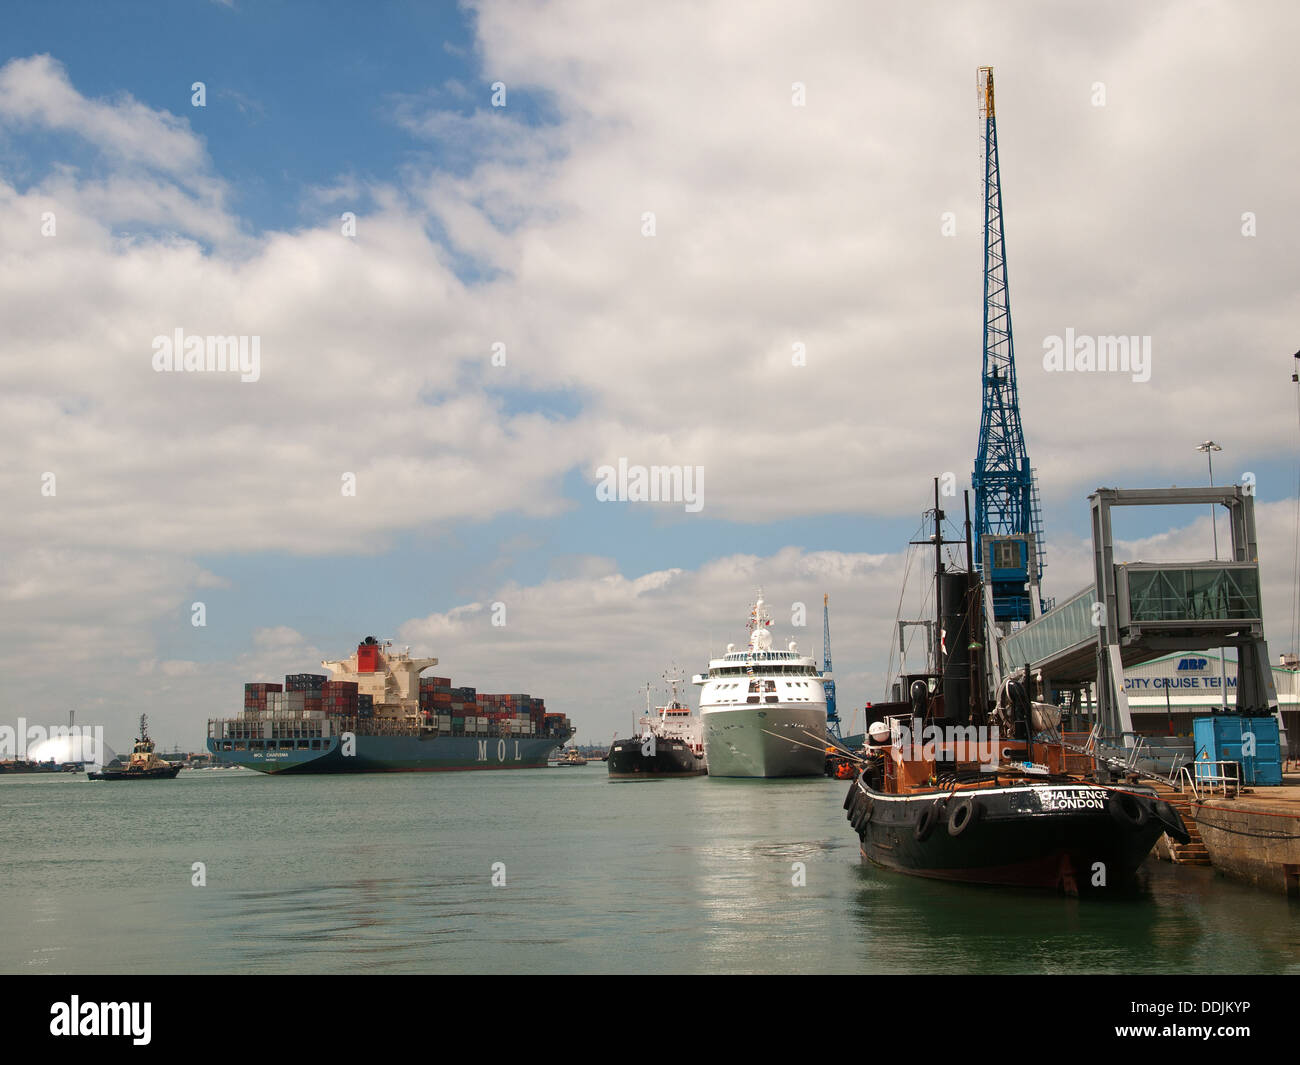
[2,0,1298,751]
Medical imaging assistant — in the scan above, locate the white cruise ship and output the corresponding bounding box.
[693,592,830,777]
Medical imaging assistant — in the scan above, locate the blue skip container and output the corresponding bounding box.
[1193,715,1283,786]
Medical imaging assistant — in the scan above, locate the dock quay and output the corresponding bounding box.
[1171,773,1300,895]
[1107,766,1300,892]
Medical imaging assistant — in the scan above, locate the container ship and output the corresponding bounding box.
[207,636,574,773]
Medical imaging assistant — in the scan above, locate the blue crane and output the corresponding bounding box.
[971,66,1046,624]
[823,594,841,739]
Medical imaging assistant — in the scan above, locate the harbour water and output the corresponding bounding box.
[2,769,1297,975]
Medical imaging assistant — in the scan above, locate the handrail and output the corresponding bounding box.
[1177,760,1241,801]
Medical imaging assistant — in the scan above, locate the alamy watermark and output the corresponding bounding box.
[1043,329,1150,383]
[888,718,1001,770]
[50,997,150,1045]
[1,719,104,762]
[151,329,261,382]
[595,459,704,513]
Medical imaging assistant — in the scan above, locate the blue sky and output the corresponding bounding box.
[6,2,482,233]
[2,1,1297,747]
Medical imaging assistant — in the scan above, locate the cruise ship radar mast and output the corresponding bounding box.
[747,591,774,653]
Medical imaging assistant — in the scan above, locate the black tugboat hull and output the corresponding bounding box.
[88,765,183,780]
[845,777,1188,893]
[608,738,706,778]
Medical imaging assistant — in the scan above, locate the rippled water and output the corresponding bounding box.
[2,769,1296,974]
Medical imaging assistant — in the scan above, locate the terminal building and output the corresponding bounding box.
[1115,652,1298,743]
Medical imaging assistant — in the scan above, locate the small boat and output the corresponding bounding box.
[88,716,182,781]
[608,669,708,779]
[548,748,588,767]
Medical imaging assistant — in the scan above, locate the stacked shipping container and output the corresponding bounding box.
[244,682,283,714]
[414,679,554,735]
[280,673,324,715]
[241,671,567,736]
[322,679,358,717]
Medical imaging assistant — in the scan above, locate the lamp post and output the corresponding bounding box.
[1196,440,1229,710]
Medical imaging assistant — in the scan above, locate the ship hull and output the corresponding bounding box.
[607,736,706,778]
[844,776,1189,894]
[88,764,182,781]
[702,705,827,778]
[207,732,571,774]
[0,762,84,774]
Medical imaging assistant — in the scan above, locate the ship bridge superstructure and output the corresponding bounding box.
[693,593,830,699]
[321,638,437,708]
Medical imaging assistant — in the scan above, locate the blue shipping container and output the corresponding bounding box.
[1192,715,1283,786]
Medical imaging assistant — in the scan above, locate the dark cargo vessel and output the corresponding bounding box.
[608,670,706,779]
[608,733,705,779]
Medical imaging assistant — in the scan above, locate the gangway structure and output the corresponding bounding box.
[996,486,1283,754]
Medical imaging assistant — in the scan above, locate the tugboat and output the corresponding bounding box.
[608,670,707,779]
[88,716,182,781]
[843,485,1189,894]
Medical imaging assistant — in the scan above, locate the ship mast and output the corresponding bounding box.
[746,589,774,653]
[639,681,652,734]
[908,477,989,722]
[662,664,685,717]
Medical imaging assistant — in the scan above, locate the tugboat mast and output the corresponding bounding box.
[905,478,991,723]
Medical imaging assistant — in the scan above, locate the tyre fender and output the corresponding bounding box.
[946,796,982,837]
[852,796,874,832]
[914,802,941,843]
[1108,791,1150,829]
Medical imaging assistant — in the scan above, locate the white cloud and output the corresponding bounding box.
[6,9,1298,560]
[0,55,206,177]
[0,4,1297,749]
